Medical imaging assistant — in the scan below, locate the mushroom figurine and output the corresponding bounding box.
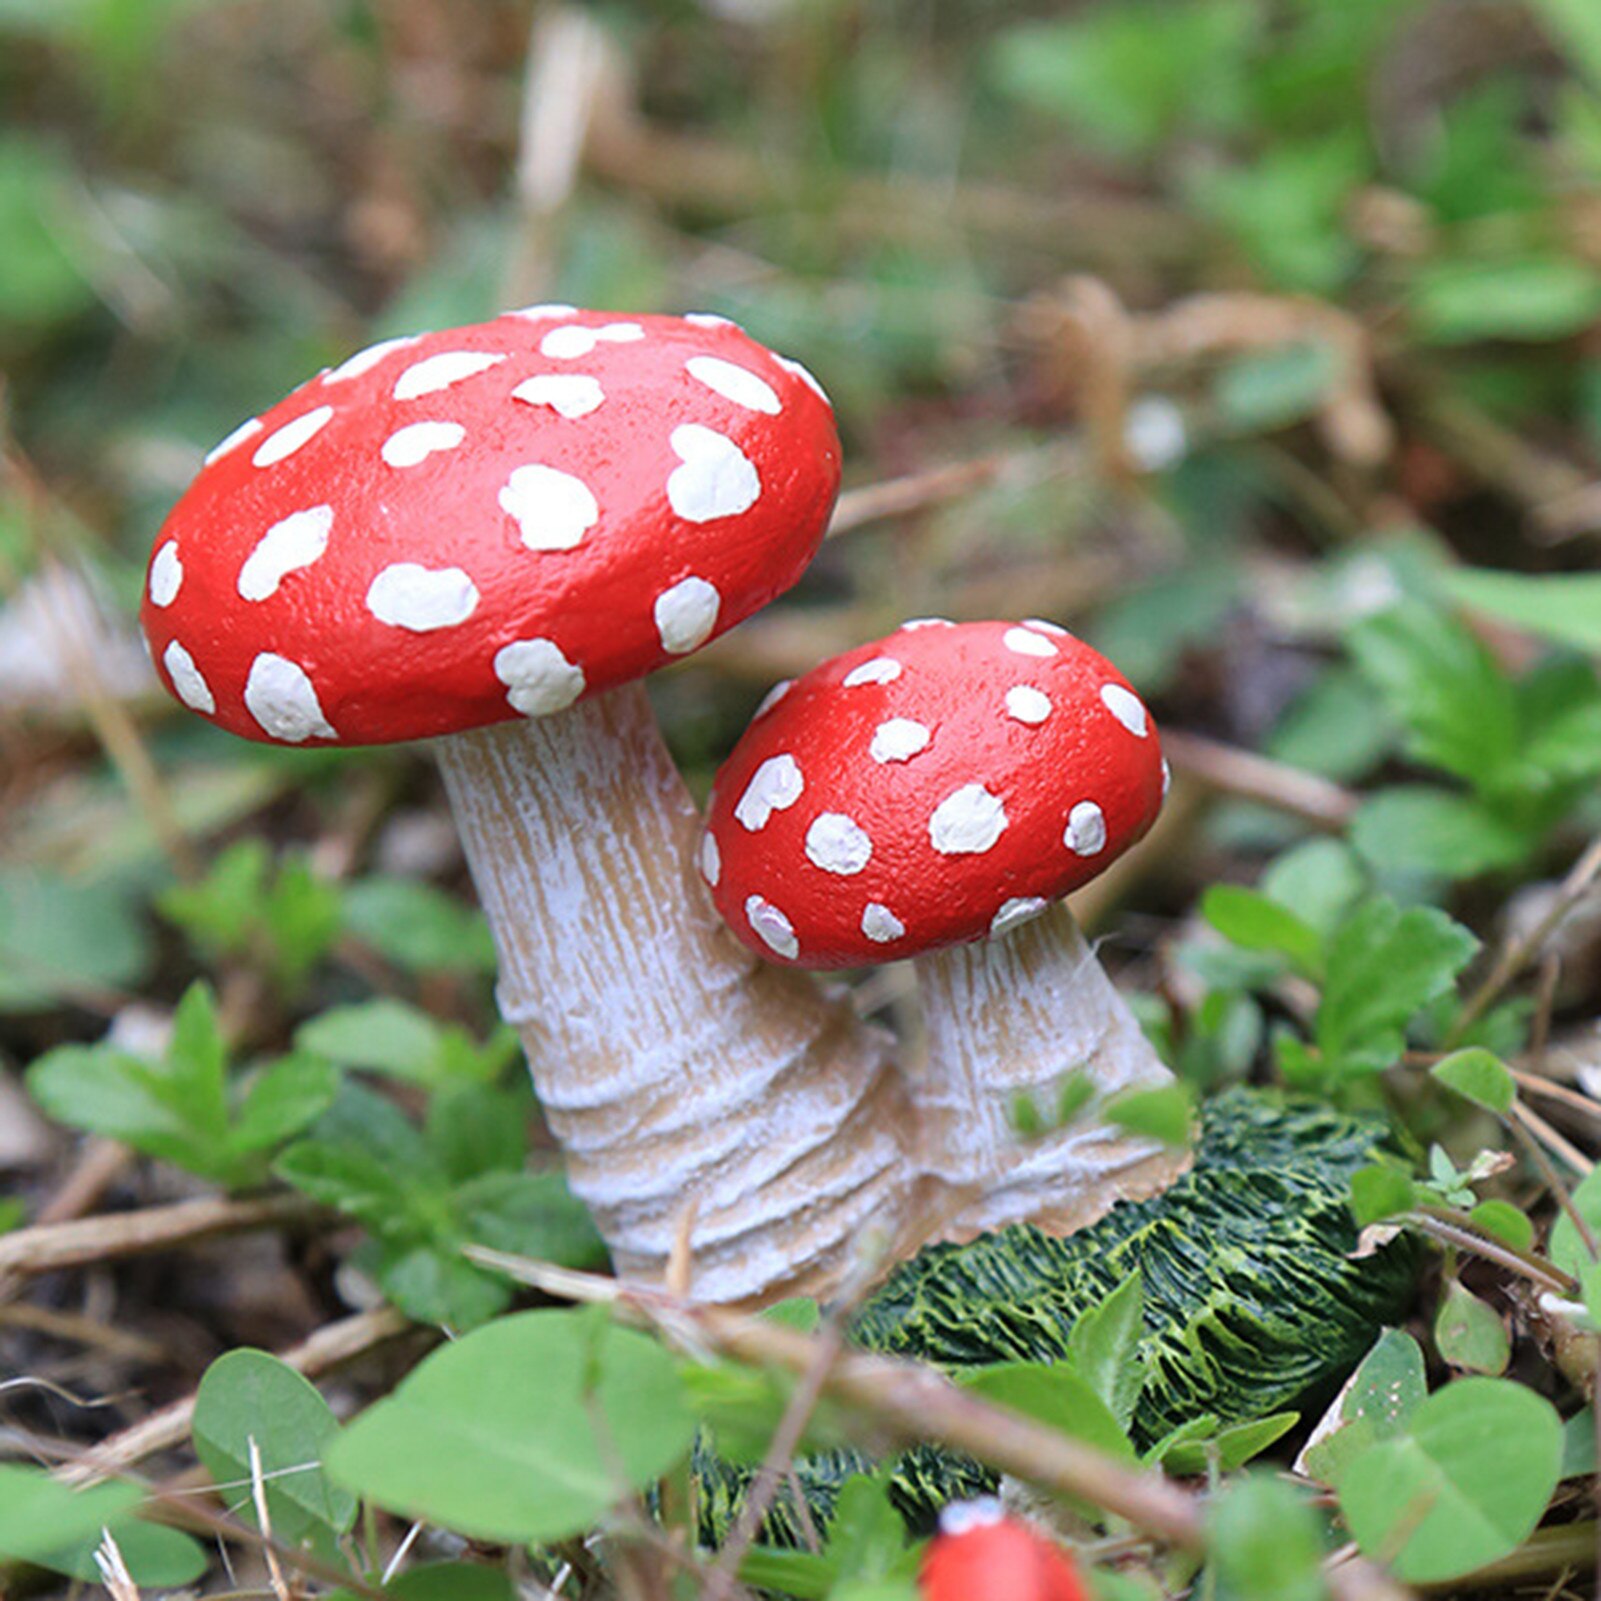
[701,618,1187,1239]
[920,1501,1088,1601]
[139,306,912,1304]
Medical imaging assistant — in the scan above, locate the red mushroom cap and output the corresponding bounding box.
[141,308,840,745]
[920,1500,1089,1601]
[702,619,1165,968]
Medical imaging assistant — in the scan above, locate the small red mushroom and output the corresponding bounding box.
[920,1501,1089,1601]
[140,307,911,1304]
[702,619,1189,1240]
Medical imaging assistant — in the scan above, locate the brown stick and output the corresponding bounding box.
[0,1192,323,1281]
[1160,729,1360,832]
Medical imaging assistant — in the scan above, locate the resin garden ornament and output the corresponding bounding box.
[139,306,911,1304]
[702,618,1190,1237]
[919,1500,1088,1601]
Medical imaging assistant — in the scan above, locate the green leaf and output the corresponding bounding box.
[1314,898,1478,1077]
[1560,1407,1597,1480]
[1346,602,1518,788]
[1546,1165,1601,1276]
[1302,1329,1427,1487]
[371,1241,511,1330]
[961,1362,1134,1462]
[1161,1412,1298,1476]
[1258,838,1367,939]
[1337,1378,1562,1582]
[1104,1084,1194,1147]
[1214,341,1340,433]
[231,1054,341,1153]
[0,1465,140,1568]
[1349,1165,1415,1226]
[297,1000,447,1083]
[193,1349,356,1542]
[1434,1281,1509,1376]
[1430,1049,1516,1116]
[1350,787,1532,879]
[327,1309,696,1543]
[341,877,497,974]
[453,1170,607,1267]
[1201,885,1322,974]
[0,866,151,1012]
[165,981,230,1139]
[827,1475,915,1589]
[987,1,1257,158]
[325,1565,518,1601]
[1207,1473,1327,1601]
[1410,256,1601,344]
[1444,568,1601,655]
[740,1546,836,1601]
[1068,1272,1145,1432]
[44,1518,208,1587]
[426,1086,525,1185]
[1468,1199,1533,1252]
[28,1044,194,1159]
[275,1139,431,1234]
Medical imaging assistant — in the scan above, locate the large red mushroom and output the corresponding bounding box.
[702,618,1187,1239]
[141,307,911,1304]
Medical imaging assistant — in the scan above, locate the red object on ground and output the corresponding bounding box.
[702,618,1165,967]
[141,307,839,746]
[920,1500,1090,1601]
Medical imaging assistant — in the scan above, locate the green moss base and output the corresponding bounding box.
[698,1089,1420,1542]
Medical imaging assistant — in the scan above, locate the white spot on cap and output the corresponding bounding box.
[805,813,872,876]
[324,334,420,384]
[686,355,781,415]
[1024,617,1069,636]
[939,1499,1006,1538]
[900,617,954,630]
[499,463,599,551]
[494,638,586,717]
[746,895,798,959]
[843,656,902,688]
[1005,686,1051,726]
[512,373,605,419]
[667,424,760,522]
[1101,682,1149,737]
[162,640,213,713]
[204,415,262,466]
[699,832,721,887]
[685,311,736,328]
[861,903,904,943]
[366,564,479,632]
[244,653,336,742]
[991,897,1047,938]
[1003,626,1057,659]
[870,718,930,764]
[735,754,803,831]
[238,505,333,601]
[778,355,830,406]
[393,350,505,400]
[381,420,466,468]
[1161,757,1172,796]
[930,784,1007,855]
[1066,801,1108,856]
[252,405,333,468]
[149,541,183,607]
[540,321,644,359]
[505,303,577,321]
[654,576,721,654]
[754,679,793,718]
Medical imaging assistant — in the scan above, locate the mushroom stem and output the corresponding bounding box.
[436,682,914,1305]
[912,899,1189,1241]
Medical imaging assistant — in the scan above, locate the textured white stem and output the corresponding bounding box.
[437,684,913,1304]
[914,899,1189,1240]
